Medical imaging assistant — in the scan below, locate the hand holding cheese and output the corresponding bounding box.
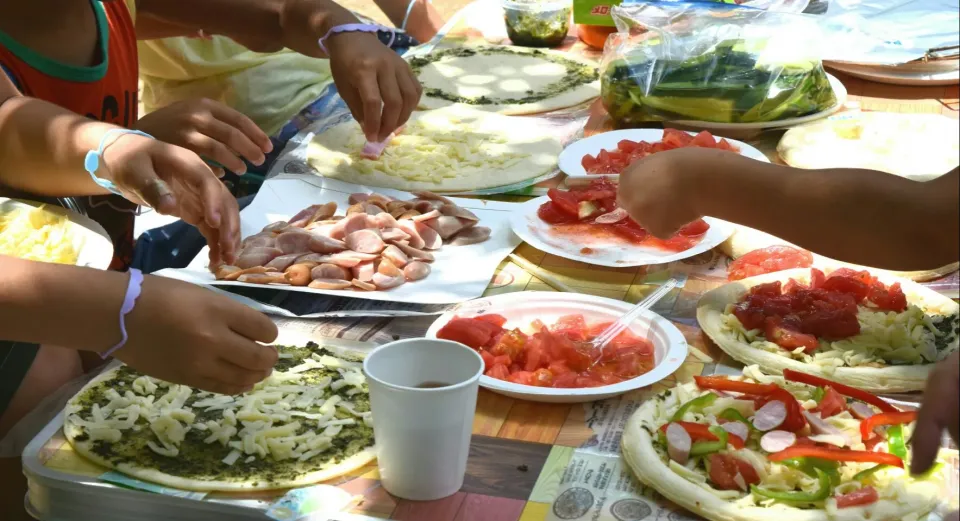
[618,148,960,272]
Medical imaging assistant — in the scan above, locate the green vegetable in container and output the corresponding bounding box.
[503,0,571,48]
[600,39,837,126]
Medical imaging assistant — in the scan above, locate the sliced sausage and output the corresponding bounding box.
[391,241,435,263]
[397,210,421,220]
[352,261,376,282]
[396,220,426,249]
[241,233,276,249]
[289,202,337,228]
[425,215,465,239]
[373,212,399,230]
[411,209,442,222]
[236,247,283,269]
[386,201,410,213]
[403,261,431,281]
[364,204,385,215]
[412,191,454,204]
[372,272,405,290]
[238,273,288,284]
[265,253,301,272]
[382,245,409,268]
[752,400,787,432]
[308,235,348,254]
[760,430,796,453]
[377,258,403,277]
[440,203,479,222]
[311,252,379,268]
[308,279,352,290]
[721,421,750,442]
[275,231,314,254]
[284,263,313,286]
[380,228,411,243]
[348,193,370,205]
[262,221,289,233]
[343,213,376,236]
[311,263,351,281]
[665,423,692,464]
[221,266,267,281]
[448,226,491,246]
[414,221,442,250]
[414,200,443,214]
[345,229,386,254]
[351,279,377,291]
[346,203,366,215]
[215,265,242,280]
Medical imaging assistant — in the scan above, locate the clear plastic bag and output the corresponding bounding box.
[601,1,838,125]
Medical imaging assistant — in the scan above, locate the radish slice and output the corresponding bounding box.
[721,421,750,442]
[752,400,787,431]
[666,423,692,465]
[760,430,796,453]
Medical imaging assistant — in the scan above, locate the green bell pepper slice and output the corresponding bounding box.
[812,387,825,403]
[853,464,887,481]
[718,407,753,427]
[752,467,832,503]
[887,425,908,460]
[672,393,719,422]
[690,426,729,456]
[780,457,841,487]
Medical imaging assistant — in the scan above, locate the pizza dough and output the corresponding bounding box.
[307,104,562,192]
[64,343,376,491]
[778,112,960,181]
[697,268,959,392]
[409,46,601,115]
[721,224,959,282]
[622,381,946,521]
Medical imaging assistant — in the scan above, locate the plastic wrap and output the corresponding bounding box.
[601,1,838,125]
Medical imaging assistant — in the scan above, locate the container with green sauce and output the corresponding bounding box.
[502,0,572,48]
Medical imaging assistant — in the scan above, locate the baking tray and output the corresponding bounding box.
[21,332,380,521]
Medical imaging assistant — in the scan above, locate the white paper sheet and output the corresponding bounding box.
[154,176,522,305]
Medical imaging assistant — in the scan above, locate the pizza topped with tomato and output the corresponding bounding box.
[621,367,956,521]
[698,268,959,392]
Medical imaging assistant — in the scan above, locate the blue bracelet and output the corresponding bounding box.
[83,129,154,196]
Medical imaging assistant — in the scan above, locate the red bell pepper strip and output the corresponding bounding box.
[859,411,917,442]
[782,369,898,413]
[693,375,779,396]
[659,421,745,449]
[835,486,879,508]
[769,446,904,468]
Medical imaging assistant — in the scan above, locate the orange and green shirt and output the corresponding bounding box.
[0,0,140,270]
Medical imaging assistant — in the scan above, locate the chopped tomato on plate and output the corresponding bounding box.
[580,130,741,175]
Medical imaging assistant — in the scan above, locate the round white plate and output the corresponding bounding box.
[825,61,959,86]
[425,291,688,403]
[558,129,769,179]
[0,198,113,270]
[672,74,848,132]
[510,197,735,268]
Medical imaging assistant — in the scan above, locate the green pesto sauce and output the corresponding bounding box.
[409,47,597,105]
[75,342,374,484]
[504,5,571,48]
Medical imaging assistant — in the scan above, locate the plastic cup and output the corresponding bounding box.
[363,338,483,501]
[502,0,573,48]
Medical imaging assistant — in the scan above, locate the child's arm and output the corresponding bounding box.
[136,0,421,143]
[0,255,279,395]
[373,0,445,43]
[617,148,960,271]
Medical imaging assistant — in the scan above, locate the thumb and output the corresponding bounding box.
[119,155,178,215]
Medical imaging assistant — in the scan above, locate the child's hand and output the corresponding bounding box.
[617,148,703,238]
[101,133,241,265]
[134,98,273,175]
[114,275,279,395]
[911,351,960,474]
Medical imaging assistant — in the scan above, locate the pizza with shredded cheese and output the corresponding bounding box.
[63,343,375,491]
[306,104,562,192]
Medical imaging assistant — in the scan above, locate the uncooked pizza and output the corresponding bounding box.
[307,104,562,192]
[697,267,959,392]
[409,46,600,115]
[621,369,956,521]
[64,343,375,491]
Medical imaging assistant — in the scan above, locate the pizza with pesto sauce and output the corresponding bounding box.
[64,343,376,491]
[621,367,956,521]
[698,268,959,393]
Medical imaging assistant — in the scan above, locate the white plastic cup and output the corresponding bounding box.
[363,338,484,501]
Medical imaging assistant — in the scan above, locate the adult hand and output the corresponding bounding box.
[100,133,241,265]
[911,351,960,474]
[134,98,272,175]
[114,275,279,395]
[617,148,704,238]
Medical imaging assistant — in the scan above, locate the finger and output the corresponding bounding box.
[377,69,402,142]
[188,124,258,174]
[206,102,273,154]
[203,192,240,264]
[195,376,254,396]
[227,305,280,346]
[356,72,383,142]
[336,77,365,132]
[211,358,272,388]
[911,372,949,473]
[124,155,178,214]
[396,68,420,128]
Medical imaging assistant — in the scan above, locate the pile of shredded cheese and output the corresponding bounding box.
[344,118,528,183]
[66,352,371,466]
[0,205,79,264]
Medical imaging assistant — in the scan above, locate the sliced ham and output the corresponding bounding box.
[403,261,431,281]
[308,235,348,254]
[265,253,301,272]
[594,208,629,224]
[352,261,376,282]
[440,203,479,222]
[382,245,409,268]
[380,227,411,243]
[275,230,314,254]
[236,247,283,269]
[415,221,442,250]
[308,278,352,290]
[760,430,796,453]
[372,272,405,290]
[289,202,337,228]
[351,279,377,291]
[396,220,426,249]
[425,216,465,239]
[752,400,787,431]
[345,229,386,254]
[360,133,395,160]
[448,226,491,246]
[721,421,750,442]
[311,263,351,281]
[373,212,399,229]
[390,241,435,262]
[665,422,692,464]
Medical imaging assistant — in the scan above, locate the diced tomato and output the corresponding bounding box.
[813,386,847,418]
[532,368,554,387]
[820,275,870,302]
[727,246,814,281]
[708,453,761,491]
[437,317,501,349]
[661,128,694,148]
[677,218,710,237]
[479,350,495,369]
[611,220,649,243]
[506,371,535,385]
[764,316,819,353]
[617,140,639,153]
[716,138,739,152]
[492,355,512,367]
[537,202,578,225]
[490,330,526,362]
[552,314,588,341]
[809,268,826,289]
[475,314,508,327]
[553,372,579,388]
[689,131,719,148]
[581,154,599,173]
[835,487,879,508]
[574,376,603,387]
[547,188,580,216]
[523,344,544,372]
[867,282,908,312]
[485,364,510,380]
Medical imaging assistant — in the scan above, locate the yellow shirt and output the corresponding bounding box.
[138,37,333,136]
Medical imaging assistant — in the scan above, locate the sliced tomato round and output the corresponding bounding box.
[537,202,578,225]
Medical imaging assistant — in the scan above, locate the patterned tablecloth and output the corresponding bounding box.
[27,2,960,520]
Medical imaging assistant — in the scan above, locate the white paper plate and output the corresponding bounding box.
[558,129,769,179]
[826,61,959,86]
[0,198,113,270]
[672,74,848,132]
[425,291,688,403]
[510,196,735,267]
[157,176,522,305]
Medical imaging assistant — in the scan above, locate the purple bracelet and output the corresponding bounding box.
[100,268,144,359]
[318,23,396,54]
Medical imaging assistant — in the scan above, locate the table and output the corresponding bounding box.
[3,4,958,521]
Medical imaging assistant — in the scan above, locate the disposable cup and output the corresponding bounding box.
[363,338,483,501]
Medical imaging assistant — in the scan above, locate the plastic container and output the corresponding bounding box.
[502,0,572,48]
[576,24,617,50]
